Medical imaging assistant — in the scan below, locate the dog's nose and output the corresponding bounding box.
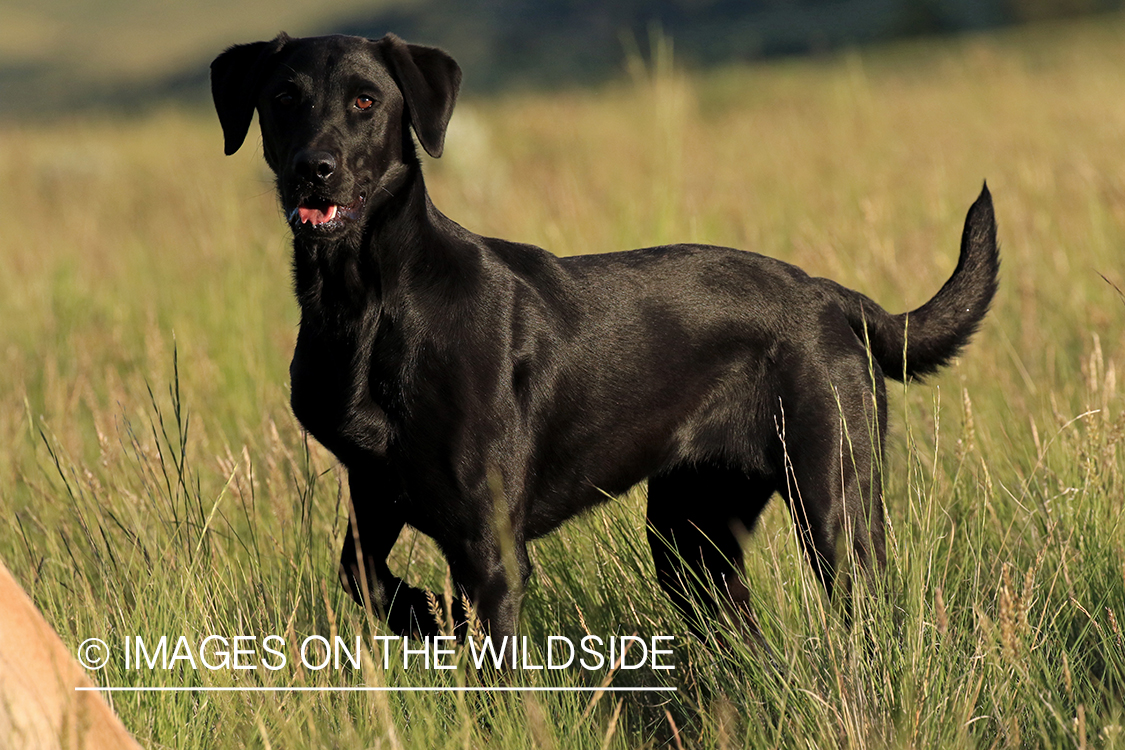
[295,150,337,183]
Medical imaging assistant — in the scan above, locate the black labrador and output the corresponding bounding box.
[211,33,999,642]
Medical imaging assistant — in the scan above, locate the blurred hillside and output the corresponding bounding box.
[0,0,1120,116]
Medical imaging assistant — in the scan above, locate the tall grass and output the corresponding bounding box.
[2,14,1124,749]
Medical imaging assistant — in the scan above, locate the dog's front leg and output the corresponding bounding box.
[339,467,456,636]
[445,528,531,641]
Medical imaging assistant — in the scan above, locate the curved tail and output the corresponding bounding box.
[827,183,1000,382]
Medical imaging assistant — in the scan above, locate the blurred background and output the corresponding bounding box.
[2,0,1121,115]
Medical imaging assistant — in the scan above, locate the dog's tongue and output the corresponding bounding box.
[298,203,338,225]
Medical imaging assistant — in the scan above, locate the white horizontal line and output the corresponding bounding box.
[77,686,677,693]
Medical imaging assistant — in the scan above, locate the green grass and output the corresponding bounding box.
[2,14,1125,749]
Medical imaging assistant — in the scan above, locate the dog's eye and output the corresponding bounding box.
[355,95,375,111]
[276,90,297,106]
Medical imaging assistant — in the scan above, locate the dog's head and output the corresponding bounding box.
[211,33,461,240]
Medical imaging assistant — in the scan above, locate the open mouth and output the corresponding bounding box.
[288,194,365,230]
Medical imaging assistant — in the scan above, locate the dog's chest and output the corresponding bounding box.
[289,321,397,462]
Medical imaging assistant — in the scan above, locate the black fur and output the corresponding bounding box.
[212,33,1000,641]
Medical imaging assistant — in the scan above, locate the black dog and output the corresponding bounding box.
[211,33,998,642]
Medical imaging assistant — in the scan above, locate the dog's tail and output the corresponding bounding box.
[826,183,999,382]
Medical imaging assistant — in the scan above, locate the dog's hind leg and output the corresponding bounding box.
[777,357,888,605]
[647,464,774,645]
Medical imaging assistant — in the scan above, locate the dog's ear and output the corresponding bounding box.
[378,34,462,158]
[211,34,289,156]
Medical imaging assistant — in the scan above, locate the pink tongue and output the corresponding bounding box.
[298,204,338,225]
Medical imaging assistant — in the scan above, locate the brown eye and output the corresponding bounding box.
[276,85,297,106]
[355,95,375,111]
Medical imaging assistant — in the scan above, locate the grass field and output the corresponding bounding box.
[2,14,1125,749]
